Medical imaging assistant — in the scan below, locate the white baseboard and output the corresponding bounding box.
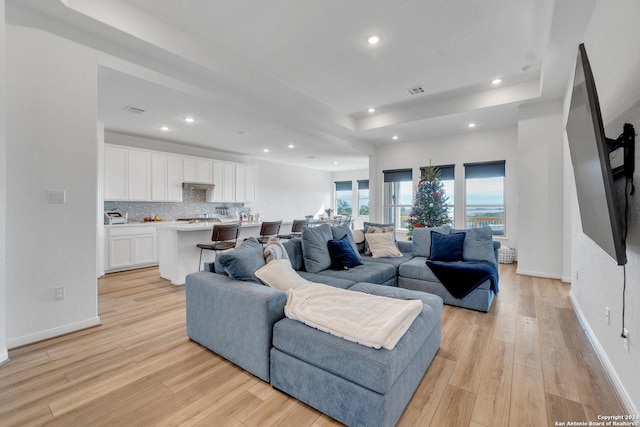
[7,316,101,349]
[515,268,562,280]
[569,291,638,416]
[0,348,8,365]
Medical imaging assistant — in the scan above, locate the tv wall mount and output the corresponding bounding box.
[607,123,635,180]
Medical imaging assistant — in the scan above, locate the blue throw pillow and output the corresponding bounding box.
[429,231,465,262]
[327,235,364,270]
[217,237,265,283]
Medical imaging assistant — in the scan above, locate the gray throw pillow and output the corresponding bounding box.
[331,225,362,260]
[453,226,496,264]
[217,237,265,283]
[412,225,451,257]
[301,224,334,273]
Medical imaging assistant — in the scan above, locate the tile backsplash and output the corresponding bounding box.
[105,189,245,222]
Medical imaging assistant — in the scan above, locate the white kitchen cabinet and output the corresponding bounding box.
[236,164,256,202]
[183,156,213,184]
[207,161,235,202]
[105,225,158,272]
[104,145,128,200]
[128,149,151,201]
[151,153,183,202]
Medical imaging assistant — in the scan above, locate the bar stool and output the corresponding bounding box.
[196,223,241,270]
[277,219,308,240]
[256,220,282,245]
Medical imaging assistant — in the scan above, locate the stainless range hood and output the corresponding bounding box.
[182,182,215,191]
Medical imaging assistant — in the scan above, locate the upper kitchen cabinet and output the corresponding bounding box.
[207,161,235,202]
[104,145,151,201]
[127,149,151,201]
[104,145,128,200]
[151,153,183,202]
[235,164,256,202]
[183,156,213,184]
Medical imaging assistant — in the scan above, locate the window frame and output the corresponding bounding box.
[383,169,413,230]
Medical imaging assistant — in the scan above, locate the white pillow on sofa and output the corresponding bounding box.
[254,259,313,291]
[364,232,403,258]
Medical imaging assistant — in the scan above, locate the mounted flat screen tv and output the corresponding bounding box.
[566,43,634,266]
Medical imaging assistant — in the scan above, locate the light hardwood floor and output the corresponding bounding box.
[0,264,624,426]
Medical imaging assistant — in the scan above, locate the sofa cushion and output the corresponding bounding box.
[328,235,364,270]
[316,261,396,285]
[254,259,312,291]
[429,232,465,262]
[217,237,265,283]
[360,252,414,270]
[453,227,497,265]
[282,238,305,271]
[297,271,356,289]
[364,232,403,258]
[301,224,334,273]
[398,256,441,283]
[412,225,450,257]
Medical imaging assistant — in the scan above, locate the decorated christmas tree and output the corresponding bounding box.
[407,166,451,238]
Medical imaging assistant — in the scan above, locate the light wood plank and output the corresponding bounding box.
[471,339,514,427]
[448,324,492,393]
[430,385,476,427]
[514,315,541,370]
[509,363,547,426]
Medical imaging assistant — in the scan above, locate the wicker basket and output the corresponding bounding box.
[498,246,516,264]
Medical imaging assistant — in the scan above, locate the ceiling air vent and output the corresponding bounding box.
[122,105,146,114]
[407,86,425,95]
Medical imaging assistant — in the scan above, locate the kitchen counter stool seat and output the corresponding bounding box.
[197,223,241,270]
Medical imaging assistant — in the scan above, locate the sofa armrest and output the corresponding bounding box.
[185,271,287,382]
[493,241,501,263]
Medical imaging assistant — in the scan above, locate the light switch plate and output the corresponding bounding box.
[47,190,66,204]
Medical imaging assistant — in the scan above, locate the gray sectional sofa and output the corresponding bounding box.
[185,223,499,426]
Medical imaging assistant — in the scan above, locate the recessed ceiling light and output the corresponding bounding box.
[367,107,376,113]
[263,149,270,153]
[160,126,170,131]
[392,135,399,140]
[491,78,502,85]
[468,122,477,128]
[367,35,381,45]
[288,144,295,149]
[333,161,339,165]
[184,117,195,123]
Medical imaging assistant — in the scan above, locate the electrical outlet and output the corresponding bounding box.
[54,287,65,301]
[605,307,610,325]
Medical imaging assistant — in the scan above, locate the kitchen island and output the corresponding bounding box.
[158,221,291,285]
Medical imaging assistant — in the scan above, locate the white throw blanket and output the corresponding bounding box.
[285,284,422,350]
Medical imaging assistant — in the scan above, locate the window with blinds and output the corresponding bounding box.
[383,169,413,229]
[464,161,505,235]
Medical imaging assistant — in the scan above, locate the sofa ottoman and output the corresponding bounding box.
[270,284,442,427]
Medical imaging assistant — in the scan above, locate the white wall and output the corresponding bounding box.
[566,0,640,413]
[516,100,565,279]
[373,127,519,247]
[0,0,7,364]
[5,26,100,347]
[250,159,332,223]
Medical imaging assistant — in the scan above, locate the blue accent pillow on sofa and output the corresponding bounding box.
[327,235,364,270]
[217,237,266,283]
[429,231,465,262]
[413,225,451,257]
